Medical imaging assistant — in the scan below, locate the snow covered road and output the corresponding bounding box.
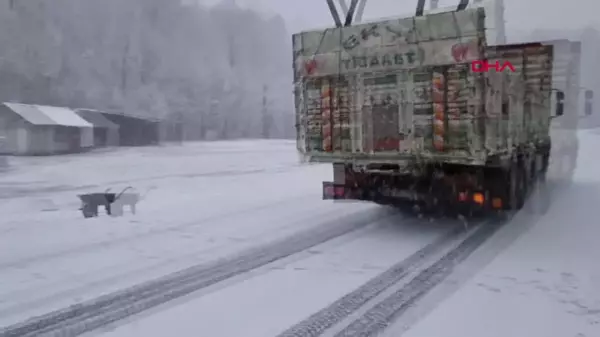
[2,133,599,337]
[385,130,600,337]
[0,141,383,327]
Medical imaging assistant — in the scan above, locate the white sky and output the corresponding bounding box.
[200,0,599,35]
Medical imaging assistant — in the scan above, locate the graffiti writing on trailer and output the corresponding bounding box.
[342,24,380,50]
[385,24,416,44]
[413,86,431,101]
[341,48,425,70]
[367,94,398,107]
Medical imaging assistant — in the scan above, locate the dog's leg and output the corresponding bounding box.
[82,203,93,218]
[114,204,123,216]
[130,203,136,214]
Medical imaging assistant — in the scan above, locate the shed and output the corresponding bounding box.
[76,109,120,147]
[0,103,94,155]
[100,112,161,146]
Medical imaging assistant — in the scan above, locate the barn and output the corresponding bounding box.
[99,111,161,146]
[0,102,94,155]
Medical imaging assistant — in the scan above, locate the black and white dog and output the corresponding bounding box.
[78,186,153,218]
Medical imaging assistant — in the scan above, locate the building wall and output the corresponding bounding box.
[101,113,160,146]
[1,126,26,154]
[0,109,18,154]
[80,127,94,148]
[92,127,120,147]
[109,129,120,146]
[25,126,94,155]
[0,108,51,155]
[1,123,55,155]
[26,125,55,155]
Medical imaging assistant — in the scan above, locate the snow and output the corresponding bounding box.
[34,105,94,128]
[91,215,449,337]
[383,129,600,337]
[0,140,377,327]
[88,130,600,337]
[4,131,600,336]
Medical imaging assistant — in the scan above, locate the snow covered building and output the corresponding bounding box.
[75,109,120,147]
[0,102,94,155]
[98,111,161,146]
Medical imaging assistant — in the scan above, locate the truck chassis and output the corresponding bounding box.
[323,144,550,215]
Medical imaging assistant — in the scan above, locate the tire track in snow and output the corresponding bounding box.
[0,200,370,321]
[0,194,314,270]
[274,222,466,337]
[0,163,306,200]
[275,217,505,337]
[334,217,505,337]
[0,208,390,337]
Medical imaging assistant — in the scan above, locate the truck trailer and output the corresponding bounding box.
[292,0,593,214]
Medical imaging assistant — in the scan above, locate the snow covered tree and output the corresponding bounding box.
[0,0,294,139]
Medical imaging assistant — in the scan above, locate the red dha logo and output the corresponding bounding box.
[471,60,515,72]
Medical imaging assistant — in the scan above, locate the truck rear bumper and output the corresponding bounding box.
[322,181,504,214]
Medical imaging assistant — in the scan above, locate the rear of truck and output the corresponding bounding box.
[292,7,555,212]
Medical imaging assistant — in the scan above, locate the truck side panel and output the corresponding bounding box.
[486,43,554,150]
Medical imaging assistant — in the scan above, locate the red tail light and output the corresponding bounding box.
[324,186,334,196]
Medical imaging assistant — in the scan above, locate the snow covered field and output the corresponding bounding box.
[0,140,382,327]
[1,133,599,337]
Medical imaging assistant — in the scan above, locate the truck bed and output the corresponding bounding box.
[293,7,553,167]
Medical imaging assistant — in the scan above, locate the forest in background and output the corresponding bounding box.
[0,0,294,139]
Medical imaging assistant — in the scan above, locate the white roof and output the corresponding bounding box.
[3,102,94,128]
[3,102,56,125]
[33,105,93,128]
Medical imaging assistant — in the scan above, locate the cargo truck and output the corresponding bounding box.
[292,0,593,214]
